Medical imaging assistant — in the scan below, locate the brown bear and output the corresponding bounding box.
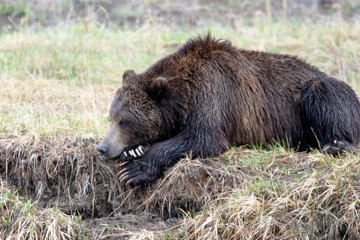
[97,35,360,186]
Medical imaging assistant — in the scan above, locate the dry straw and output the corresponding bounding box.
[1,135,360,239]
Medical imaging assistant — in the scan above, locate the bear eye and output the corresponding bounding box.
[119,120,130,128]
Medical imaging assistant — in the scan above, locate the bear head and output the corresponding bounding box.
[97,70,171,160]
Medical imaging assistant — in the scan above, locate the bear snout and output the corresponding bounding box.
[97,144,109,155]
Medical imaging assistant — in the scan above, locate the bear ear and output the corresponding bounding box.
[147,77,169,102]
[122,69,136,85]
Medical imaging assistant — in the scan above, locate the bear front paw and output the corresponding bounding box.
[118,160,153,187]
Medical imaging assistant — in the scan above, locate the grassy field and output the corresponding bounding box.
[1,19,360,239]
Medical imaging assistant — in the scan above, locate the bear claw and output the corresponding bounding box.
[119,173,129,182]
[118,161,128,167]
[322,139,356,155]
[118,160,145,184]
[126,173,152,187]
[129,150,135,157]
[120,145,148,160]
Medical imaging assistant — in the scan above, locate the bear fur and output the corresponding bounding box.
[97,35,360,186]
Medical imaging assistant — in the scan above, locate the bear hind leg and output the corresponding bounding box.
[322,139,357,155]
[300,77,360,155]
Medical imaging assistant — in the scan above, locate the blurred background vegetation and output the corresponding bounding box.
[0,0,359,31]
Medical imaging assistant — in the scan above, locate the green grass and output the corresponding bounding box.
[1,20,359,138]
[1,19,360,239]
[0,2,31,17]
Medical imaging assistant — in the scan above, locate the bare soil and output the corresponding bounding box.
[83,213,179,239]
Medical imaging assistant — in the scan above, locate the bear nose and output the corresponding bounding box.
[97,145,108,155]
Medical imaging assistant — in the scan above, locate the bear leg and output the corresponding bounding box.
[118,130,229,186]
[300,77,360,155]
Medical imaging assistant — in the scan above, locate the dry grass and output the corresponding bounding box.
[175,150,360,239]
[0,179,82,239]
[0,135,122,216]
[2,135,360,239]
[1,19,360,239]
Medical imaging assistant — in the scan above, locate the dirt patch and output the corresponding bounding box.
[83,213,179,239]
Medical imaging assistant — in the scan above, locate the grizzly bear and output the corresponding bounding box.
[97,35,360,186]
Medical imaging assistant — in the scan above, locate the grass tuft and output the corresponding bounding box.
[157,149,360,239]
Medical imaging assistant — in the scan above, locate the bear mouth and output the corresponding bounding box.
[118,145,148,161]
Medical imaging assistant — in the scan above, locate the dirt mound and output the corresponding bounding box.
[2,134,360,239]
[0,134,244,237]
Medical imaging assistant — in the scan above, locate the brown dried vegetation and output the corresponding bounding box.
[2,135,360,239]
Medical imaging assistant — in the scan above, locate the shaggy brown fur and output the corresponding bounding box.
[97,35,360,186]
